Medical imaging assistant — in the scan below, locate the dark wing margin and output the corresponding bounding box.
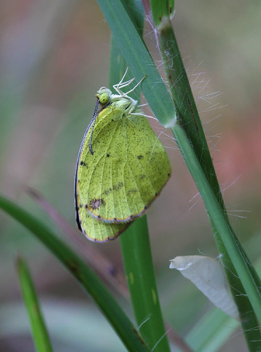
[74,155,83,232]
[74,105,99,233]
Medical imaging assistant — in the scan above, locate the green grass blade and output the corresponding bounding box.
[0,194,150,352]
[151,12,224,210]
[121,218,171,352]
[16,256,53,352]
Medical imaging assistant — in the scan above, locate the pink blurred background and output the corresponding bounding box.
[0,1,260,351]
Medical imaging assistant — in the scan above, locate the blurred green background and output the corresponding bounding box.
[0,1,261,351]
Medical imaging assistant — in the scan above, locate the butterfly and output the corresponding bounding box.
[75,71,171,242]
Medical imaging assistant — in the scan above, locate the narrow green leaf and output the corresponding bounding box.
[16,256,53,352]
[0,194,150,352]
[121,218,171,352]
[156,23,223,202]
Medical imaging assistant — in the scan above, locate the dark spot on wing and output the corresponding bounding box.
[107,154,110,157]
[104,187,112,195]
[128,188,137,195]
[103,182,124,196]
[112,182,124,191]
[90,198,106,210]
[137,155,143,160]
[80,161,87,167]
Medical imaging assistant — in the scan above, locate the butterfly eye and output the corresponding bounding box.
[99,93,110,105]
[96,88,112,105]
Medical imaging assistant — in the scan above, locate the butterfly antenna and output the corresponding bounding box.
[89,99,100,155]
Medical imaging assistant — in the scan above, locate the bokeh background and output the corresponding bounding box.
[0,1,261,351]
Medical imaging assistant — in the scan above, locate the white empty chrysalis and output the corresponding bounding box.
[169,255,239,320]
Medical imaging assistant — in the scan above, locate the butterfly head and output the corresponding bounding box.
[96,87,112,106]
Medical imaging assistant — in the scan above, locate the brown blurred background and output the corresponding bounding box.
[0,1,260,351]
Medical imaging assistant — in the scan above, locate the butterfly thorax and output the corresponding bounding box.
[97,86,139,117]
[110,94,138,114]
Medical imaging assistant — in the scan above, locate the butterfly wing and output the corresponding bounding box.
[76,101,170,222]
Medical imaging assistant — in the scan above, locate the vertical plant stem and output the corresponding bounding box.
[148,2,224,208]
[121,218,171,351]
